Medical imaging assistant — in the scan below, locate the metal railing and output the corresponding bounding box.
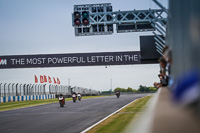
[0,83,99,97]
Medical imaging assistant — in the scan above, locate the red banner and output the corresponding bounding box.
[35,75,60,84]
[35,75,38,83]
[40,75,44,83]
[44,75,47,82]
[57,78,60,84]
[48,76,52,83]
[53,77,57,84]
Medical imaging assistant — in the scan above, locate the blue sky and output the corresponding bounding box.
[0,0,168,91]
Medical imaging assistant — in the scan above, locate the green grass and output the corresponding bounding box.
[0,95,110,111]
[81,95,110,100]
[87,96,152,133]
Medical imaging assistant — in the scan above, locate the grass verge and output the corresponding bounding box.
[87,96,152,133]
[0,95,110,112]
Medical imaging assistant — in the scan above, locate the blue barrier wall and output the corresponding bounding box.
[0,94,55,103]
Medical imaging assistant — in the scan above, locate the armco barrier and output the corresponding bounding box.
[0,83,99,97]
[0,94,55,103]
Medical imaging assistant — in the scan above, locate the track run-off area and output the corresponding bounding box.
[0,94,150,133]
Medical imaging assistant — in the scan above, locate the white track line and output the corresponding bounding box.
[80,97,144,133]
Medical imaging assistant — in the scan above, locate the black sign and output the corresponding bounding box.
[140,35,162,64]
[0,51,141,69]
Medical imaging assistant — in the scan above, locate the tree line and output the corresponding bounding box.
[113,85,158,93]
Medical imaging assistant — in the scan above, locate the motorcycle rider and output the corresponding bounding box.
[115,90,120,97]
[72,91,77,95]
[59,94,65,105]
[77,92,82,100]
[72,91,77,100]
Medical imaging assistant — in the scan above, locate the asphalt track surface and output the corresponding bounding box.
[0,94,150,133]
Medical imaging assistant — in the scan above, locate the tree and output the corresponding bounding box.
[114,87,122,92]
[132,89,137,92]
[121,88,127,92]
[138,85,145,92]
[114,86,157,93]
[144,86,149,92]
[127,87,133,92]
[149,87,158,92]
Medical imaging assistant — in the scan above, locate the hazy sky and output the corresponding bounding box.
[0,0,168,91]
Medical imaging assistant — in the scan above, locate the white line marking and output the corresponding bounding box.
[80,97,145,133]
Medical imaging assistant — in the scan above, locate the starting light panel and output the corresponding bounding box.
[72,3,113,36]
[72,3,167,36]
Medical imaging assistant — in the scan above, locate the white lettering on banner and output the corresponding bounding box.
[27,58,46,64]
[63,57,68,63]
[68,57,73,63]
[48,58,52,64]
[57,58,63,63]
[124,55,139,62]
[0,59,7,65]
[124,55,129,61]
[48,57,86,64]
[48,57,58,64]
[0,52,141,69]
[87,56,115,63]
[87,57,91,62]
[21,58,25,65]
[134,55,138,61]
[105,56,109,62]
[116,56,122,61]
[11,58,25,65]
[52,57,57,64]
[109,56,114,62]
[95,56,100,62]
[91,56,96,62]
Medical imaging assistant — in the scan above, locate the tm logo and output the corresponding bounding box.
[0,59,7,65]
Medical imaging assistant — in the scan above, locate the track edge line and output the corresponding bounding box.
[80,96,146,133]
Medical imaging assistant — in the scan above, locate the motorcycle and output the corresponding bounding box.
[77,94,81,101]
[72,94,76,102]
[58,96,65,107]
[116,92,120,98]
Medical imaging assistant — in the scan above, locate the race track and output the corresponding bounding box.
[0,94,150,133]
